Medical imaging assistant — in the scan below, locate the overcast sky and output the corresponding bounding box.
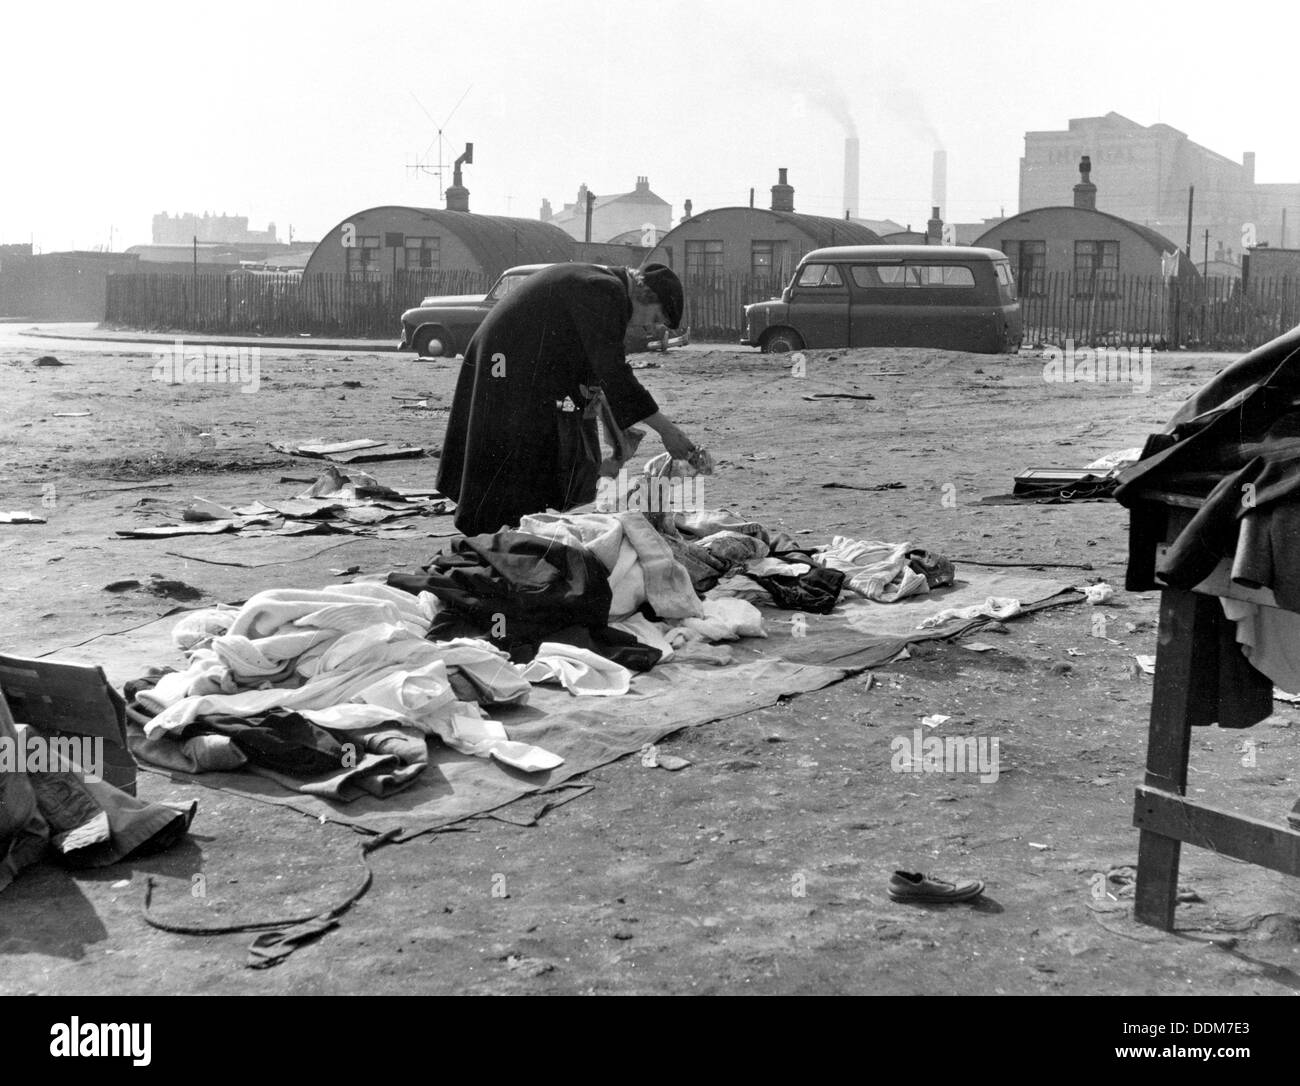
[1,0,1291,251]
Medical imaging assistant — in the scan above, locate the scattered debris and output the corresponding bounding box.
[1081,583,1116,605]
[802,392,876,402]
[0,511,46,524]
[655,754,692,771]
[1134,655,1157,675]
[145,575,203,601]
[52,411,91,418]
[270,439,427,463]
[103,579,141,593]
[821,481,905,491]
[962,641,998,653]
[32,355,63,367]
[330,565,362,577]
[921,714,951,728]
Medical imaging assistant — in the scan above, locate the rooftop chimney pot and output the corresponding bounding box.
[1073,155,1097,211]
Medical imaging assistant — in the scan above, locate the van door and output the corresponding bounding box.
[848,262,911,346]
[900,261,987,349]
[787,262,849,347]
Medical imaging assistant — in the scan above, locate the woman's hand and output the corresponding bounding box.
[641,411,697,461]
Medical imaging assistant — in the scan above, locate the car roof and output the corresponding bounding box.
[500,263,555,275]
[801,245,1007,262]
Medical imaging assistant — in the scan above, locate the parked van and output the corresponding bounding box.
[741,245,1022,355]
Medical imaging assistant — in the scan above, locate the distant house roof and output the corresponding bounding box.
[852,217,906,236]
[671,207,881,247]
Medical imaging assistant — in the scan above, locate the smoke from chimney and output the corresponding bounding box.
[843,137,860,219]
[931,150,947,219]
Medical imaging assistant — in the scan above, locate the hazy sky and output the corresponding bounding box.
[2,0,1292,251]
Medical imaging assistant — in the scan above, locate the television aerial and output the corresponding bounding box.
[407,86,473,200]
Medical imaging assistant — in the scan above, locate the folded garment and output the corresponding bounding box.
[519,643,633,696]
[668,507,768,542]
[430,638,532,706]
[128,730,248,774]
[813,538,931,603]
[916,596,1021,629]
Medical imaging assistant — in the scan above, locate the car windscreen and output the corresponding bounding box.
[488,272,531,302]
[795,263,845,288]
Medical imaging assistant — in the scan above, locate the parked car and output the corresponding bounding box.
[400,263,691,358]
[741,245,1022,355]
[399,263,549,358]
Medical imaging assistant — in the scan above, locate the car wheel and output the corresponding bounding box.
[761,328,804,354]
[413,326,453,358]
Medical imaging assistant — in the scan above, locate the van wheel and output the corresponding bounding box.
[761,328,804,354]
[413,326,453,358]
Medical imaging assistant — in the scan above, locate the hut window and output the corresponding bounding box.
[685,240,723,280]
[405,236,440,270]
[1074,240,1119,297]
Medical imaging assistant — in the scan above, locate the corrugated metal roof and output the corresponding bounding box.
[307,206,574,277]
[659,207,882,249]
[977,206,1180,254]
[420,210,573,275]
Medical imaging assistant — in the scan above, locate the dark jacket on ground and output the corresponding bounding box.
[436,263,659,535]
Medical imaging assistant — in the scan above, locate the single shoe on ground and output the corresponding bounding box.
[888,870,985,903]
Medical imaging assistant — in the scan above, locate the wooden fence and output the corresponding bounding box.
[105,269,490,338]
[1019,273,1300,350]
[104,268,1300,350]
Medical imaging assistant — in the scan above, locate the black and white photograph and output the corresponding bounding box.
[0,0,1296,1041]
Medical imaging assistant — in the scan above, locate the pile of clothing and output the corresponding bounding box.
[125,505,958,798]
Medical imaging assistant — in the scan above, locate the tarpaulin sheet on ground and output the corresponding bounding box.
[37,568,1078,838]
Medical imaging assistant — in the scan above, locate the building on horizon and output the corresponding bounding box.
[1020,112,1300,261]
[152,211,278,245]
[541,177,672,244]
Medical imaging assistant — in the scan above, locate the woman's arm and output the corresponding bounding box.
[639,410,697,460]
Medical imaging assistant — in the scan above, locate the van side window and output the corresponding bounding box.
[907,265,976,287]
[851,265,906,287]
[796,263,844,288]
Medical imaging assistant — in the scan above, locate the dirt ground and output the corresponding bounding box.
[2,327,1299,996]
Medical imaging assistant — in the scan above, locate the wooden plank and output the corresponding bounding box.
[1134,786,1300,876]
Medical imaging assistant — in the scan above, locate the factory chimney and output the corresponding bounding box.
[771,168,795,213]
[927,206,943,244]
[843,138,860,219]
[931,150,947,219]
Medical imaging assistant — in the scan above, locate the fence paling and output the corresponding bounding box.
[105,269,1300,350]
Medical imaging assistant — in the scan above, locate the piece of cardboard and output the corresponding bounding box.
[0,654,137,795]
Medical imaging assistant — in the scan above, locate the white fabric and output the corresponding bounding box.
[916,596,1021,629]
[669,598,767,644]
[1220,598,1300,694]
[139,583,560,771]
[518,643,632,696]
